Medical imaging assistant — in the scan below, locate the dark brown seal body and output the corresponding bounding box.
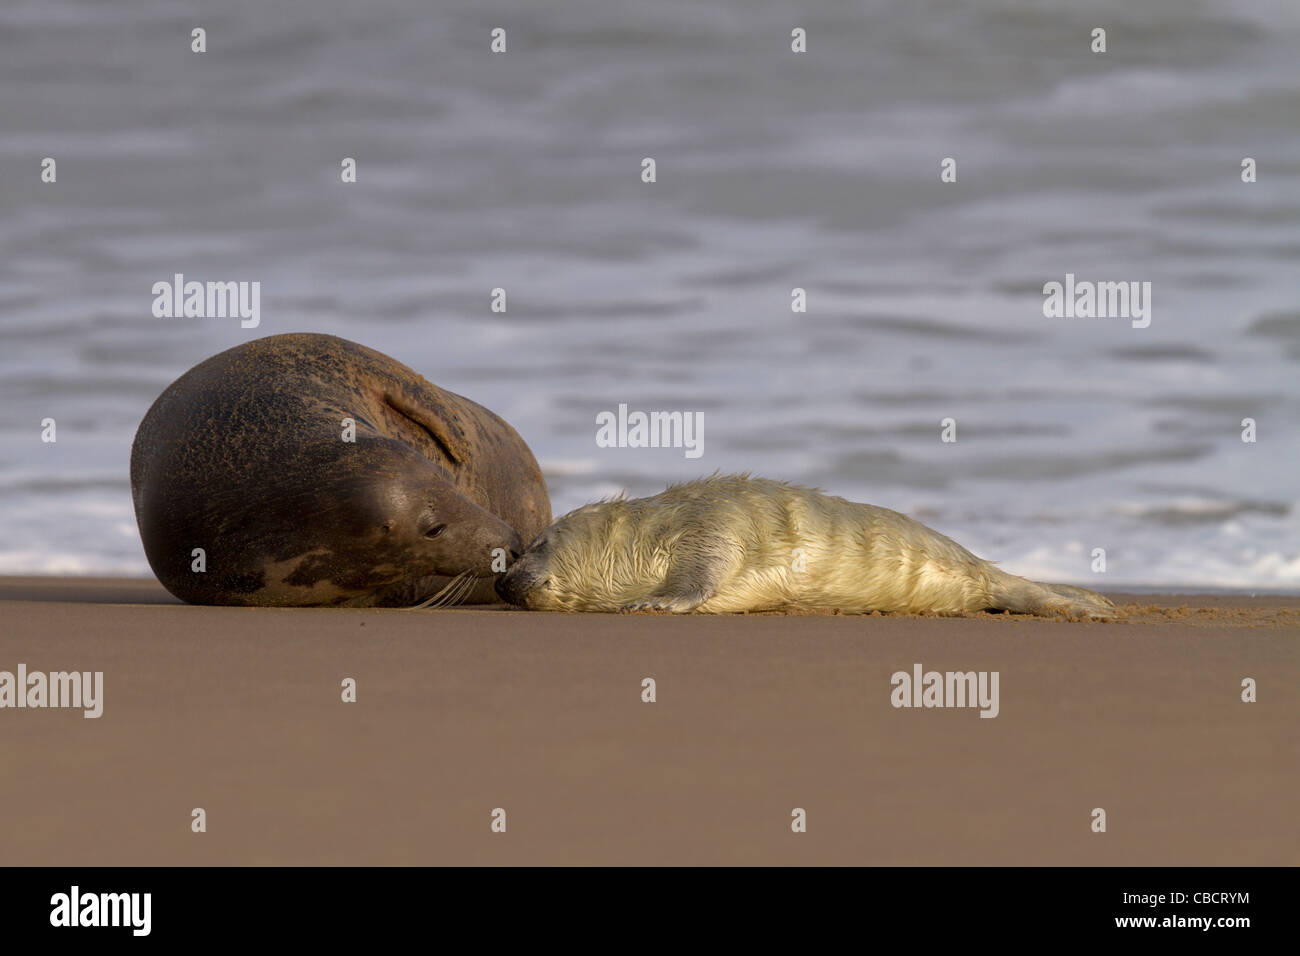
[130,333,551,606]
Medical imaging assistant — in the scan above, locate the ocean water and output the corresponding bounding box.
[0,0,1297,590]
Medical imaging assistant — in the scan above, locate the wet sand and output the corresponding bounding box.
[1,578,1295,865]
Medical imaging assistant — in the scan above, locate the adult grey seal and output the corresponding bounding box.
[130,332,551,606]
[497,475,1115,618]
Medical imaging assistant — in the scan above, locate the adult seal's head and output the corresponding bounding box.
[130,333,551,606]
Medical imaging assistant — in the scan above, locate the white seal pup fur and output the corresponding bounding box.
[496,475,1116,618]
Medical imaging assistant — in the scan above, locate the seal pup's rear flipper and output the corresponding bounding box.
[988,571,1116,619]
[1043,583,1117,619]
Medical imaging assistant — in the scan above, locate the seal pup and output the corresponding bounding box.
[496,475,1115,618]
[130,333,551,606]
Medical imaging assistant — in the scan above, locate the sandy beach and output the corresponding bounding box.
[0,577,1294,866]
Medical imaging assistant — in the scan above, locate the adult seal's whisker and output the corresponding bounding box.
[432,572,475,610]
[409,572,468,610]
[446,572,478,608]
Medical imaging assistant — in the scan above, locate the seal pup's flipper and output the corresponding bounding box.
[1043,583,1117,618]
[988,571,1116,619]
[621,588,713,613]
[620,550,726,613]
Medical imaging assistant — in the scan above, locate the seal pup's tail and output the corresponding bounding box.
[987,570,1116,619]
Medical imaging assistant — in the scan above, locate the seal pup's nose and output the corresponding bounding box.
[495,567,523,606]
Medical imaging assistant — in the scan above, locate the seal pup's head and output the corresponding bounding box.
[496,500,647,611]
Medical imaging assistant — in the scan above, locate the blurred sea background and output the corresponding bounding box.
[1,0,1297,589]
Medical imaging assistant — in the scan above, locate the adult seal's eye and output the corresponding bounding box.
[425,524,447,539]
